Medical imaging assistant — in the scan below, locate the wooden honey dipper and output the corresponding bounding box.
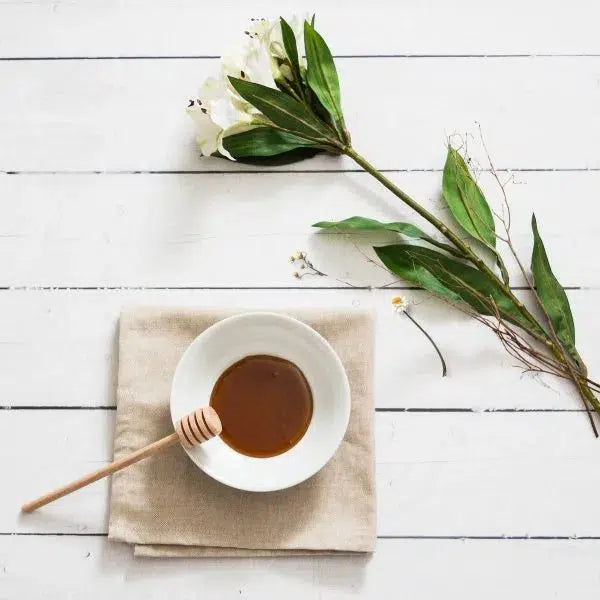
[21,406,222,513]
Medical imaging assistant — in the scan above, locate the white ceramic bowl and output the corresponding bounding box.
[170,312,351,492]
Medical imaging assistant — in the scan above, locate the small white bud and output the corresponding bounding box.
[279,63,293,81]
[391,296,409,313]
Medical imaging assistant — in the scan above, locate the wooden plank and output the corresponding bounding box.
[1,536,599,599]
[0,0,598,57]
[6,411,600,535]
[1,288,598,410]
[0,171,596,288]
[1,57,599,171]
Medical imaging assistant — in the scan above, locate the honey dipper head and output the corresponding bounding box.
[175,406,222,449]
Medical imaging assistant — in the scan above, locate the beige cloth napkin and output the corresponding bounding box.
[108,307,376,557]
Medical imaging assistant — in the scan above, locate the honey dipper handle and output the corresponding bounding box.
[21,432,180,513]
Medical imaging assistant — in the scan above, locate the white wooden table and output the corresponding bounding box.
[2,1,600,597]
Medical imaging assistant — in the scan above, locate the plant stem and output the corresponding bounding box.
[345,147,546,339]
[404,311,447,377]
[344,145,600,424]
[344,147,458,247]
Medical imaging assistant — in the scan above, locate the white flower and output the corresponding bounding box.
[186,77,249,158]
[391,296,410,313]
[265,15,307,79]
[187,16,306,160]
[222,26,276,90]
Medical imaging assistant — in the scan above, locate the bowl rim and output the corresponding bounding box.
[169,311,351,492]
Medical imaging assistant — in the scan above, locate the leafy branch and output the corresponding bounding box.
[189,14,600,435]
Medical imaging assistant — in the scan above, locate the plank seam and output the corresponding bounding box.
[1,532,599,540]
[3,168,600,175]
[2,54,600,61]
[376,408,587,413]
[1,406,118,410]
[0,286,585,291]
[1,406,587,412]
[378,536,600,540]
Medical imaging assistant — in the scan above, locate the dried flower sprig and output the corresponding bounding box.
[289,250,326,279]
[289,249,357,286]
[287,252,448,376]
[188,15,599,434]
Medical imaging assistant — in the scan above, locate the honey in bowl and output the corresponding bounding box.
[209,355,313,458]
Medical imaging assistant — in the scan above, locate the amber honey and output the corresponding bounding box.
[209,355,313,458]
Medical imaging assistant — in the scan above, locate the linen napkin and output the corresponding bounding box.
[108,307,376,557]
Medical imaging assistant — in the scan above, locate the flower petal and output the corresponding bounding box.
[210,94,251,130]
[186,104,221,156]
[217,130,235,161]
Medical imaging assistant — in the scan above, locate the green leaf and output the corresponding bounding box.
[531,214,578,361]
[442,146,510,284]
[312,215,465,258]
[228,77,334,143]
[442,147,496,248]
[280,17,301,83]
[375,244,541,334]
[222,127,317,158]
[495,253,510,286]
[303,21,347,142]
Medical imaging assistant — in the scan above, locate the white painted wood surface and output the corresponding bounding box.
[1,171,599,287]
[1,289,599,410]
[1,0,598,56]
[2,57,599,171]
[2,1,600,598]
[3,537,600,600]
[6,410,600,536]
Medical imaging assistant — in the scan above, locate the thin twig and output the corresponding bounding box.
[476,124,599,433]
[403,311,447,377]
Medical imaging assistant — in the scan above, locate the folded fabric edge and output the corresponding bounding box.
[118,306,376,326]
[134,544,373,558]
